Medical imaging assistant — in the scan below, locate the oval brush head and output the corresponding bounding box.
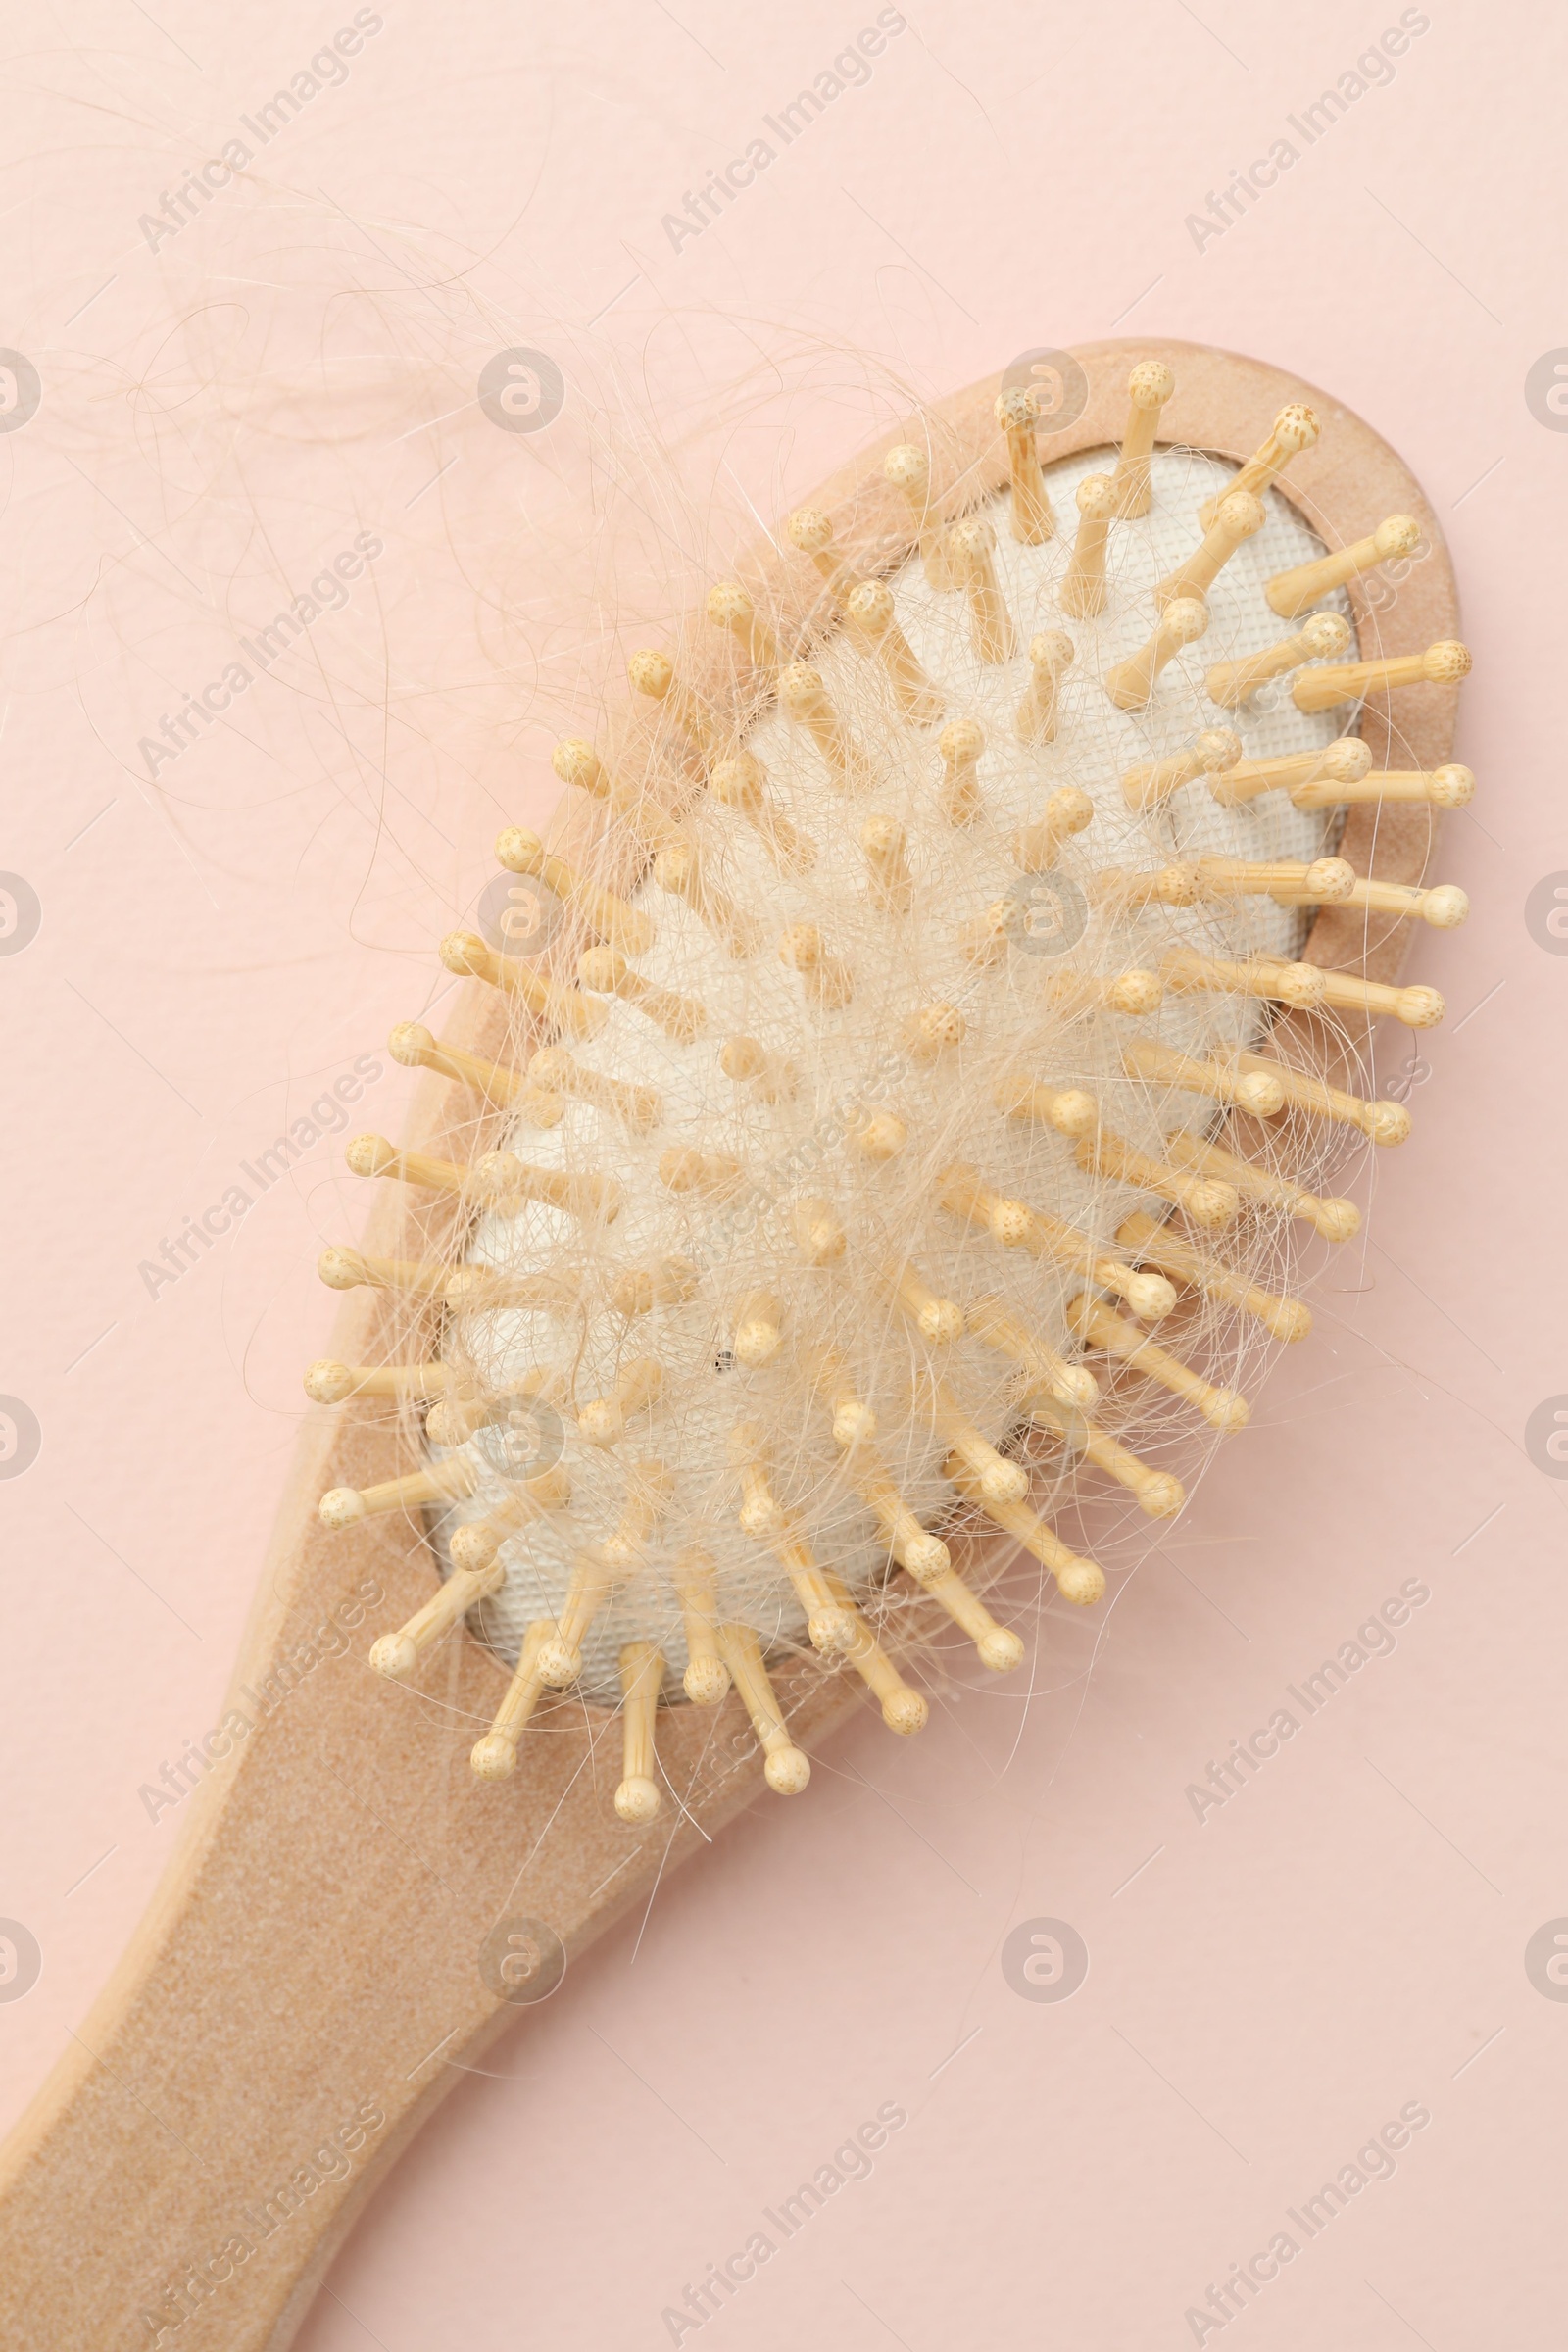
[316,363,1471,1813]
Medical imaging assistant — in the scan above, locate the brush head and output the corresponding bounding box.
[437,439,1356,1704]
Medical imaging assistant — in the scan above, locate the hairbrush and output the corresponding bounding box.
[0,338,1468,2347]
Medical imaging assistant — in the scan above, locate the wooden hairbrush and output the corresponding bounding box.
[0,339,1468,2348]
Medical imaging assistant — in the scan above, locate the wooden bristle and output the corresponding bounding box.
[729,1421,856,1652]
[925,1377,1029,1504]
[1314,972,1446,1029]
[732,1290,785,1366]
[1058,472,1117,618]
[1198,400,1319,526]
[1232,1050,1411,1146]
[710,750,816,872]
[672,1547,730,1704]
[1110,360,1175,518]
[1091,859,1199,912]
[991,1073,1100,1137]
[899,1000,965,1064]
[944,1455,1105,1603]
[938,718,986,824]
[602,1461,675,1569]
[946,517,1016,663]
[1160,946,1326,1012]
[1291,639,1471,713]
[853,1109,907,1164]
[786,506,863,596]
[577,1358,664,1446]
[1162,1132,1360,1242]
[1014,785,1094,871]
[793,1196,847,1265]
[720,1032,801,1102]
[614,1642,665,1822]
[941,1163,1174,1326]
[388,1023,560,1124]
[578,945,708,1041]
[1116,1210,1311,1344]
[995,386,1055,543]
[471,1621,554,1780]
[443,1266,576,1315]
[659,1147,745,1202]
[1119,1037,1288,1120]
[844,579,945,726]
[1265,513,1422,618]
[889,1261,964,1345]
[317,1246,449,1298]
[1012,631,1074,746]
[1204,612,1351,708]
[820,1568,930,1732]
[1066,1294,1250,1432]
[963,1292,1098,1410]
[861,811,914,912]
[1152,489,1264,609]
[549,737,681,852]
[537,1552,615,1688]
[447,1474,571,1571]
[1269,872,1468,927]
[883,441,952,589]
[303,1358,449,1404]
[441,929,607,1039]
[1288,760,1474,812]
[1075,1125,1238,1229]
[654,839,762,959]
[318,1457,476,1531]
[369,1555,505,1683]
[348,1135,620,1223]
[707,579,783,675]
[778,923,854,1009]
[610,1254,700,1320]
[715,1624,811,1792]
[1027,1392,1186,1519]
[1121,728,1242,810]
[779,661,875,792]
[495,824,657,956]
[1211,736,1371,807]
[1190,854,1355,905]
[528,1046,662,1135]
[1103,597,1207,711]
[628,648,720,758]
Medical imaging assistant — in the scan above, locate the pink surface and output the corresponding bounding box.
[1,2,1563,2344]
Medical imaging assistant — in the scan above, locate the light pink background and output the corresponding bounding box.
[2,2,1564,2344]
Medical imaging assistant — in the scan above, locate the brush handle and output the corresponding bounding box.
[0,1391,800,2349]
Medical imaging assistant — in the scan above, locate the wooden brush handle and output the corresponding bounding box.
[0,1379,858,2348]
[0,966,860,2348]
